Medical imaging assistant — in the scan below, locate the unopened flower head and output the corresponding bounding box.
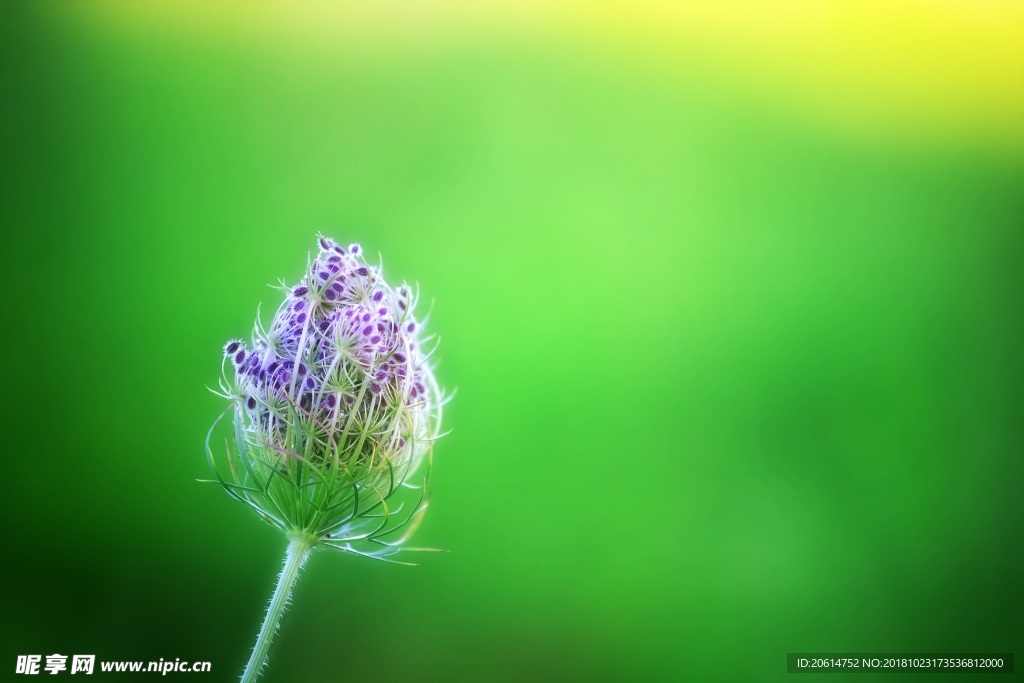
[209,236,444,561]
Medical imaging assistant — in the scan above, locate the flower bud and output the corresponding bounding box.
[209,236,445,561]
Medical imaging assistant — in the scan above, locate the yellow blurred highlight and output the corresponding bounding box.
[59,0,1024,150]
[584,0,1024,149]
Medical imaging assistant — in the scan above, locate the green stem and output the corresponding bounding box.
[240,537,314,683]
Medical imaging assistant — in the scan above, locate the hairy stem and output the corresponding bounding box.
[240,537,314,683]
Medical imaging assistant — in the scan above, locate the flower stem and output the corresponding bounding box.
[240,536,314,683]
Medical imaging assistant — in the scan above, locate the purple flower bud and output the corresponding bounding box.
[217,235,444,540]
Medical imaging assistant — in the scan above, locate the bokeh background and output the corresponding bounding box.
[2,2,1022,681]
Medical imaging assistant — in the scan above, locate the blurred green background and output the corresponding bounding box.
[2,2,1022,681]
